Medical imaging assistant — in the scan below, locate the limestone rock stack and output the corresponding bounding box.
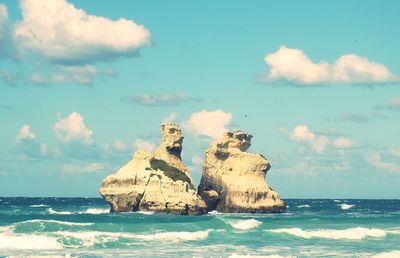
[100,124,207,215]
[198,130,285,213]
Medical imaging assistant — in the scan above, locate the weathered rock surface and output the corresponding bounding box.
[100,124,207,215]
[198,130,286,213]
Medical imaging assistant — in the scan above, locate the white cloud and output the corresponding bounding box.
[122,92,200,106]
[134,139,156,152]
[163,113,177,124]
[368,151,400,173]
[264,46,396,85]
[333,137,356,149]
[15,124,48,158]
[288,125,329,153]
[109,140,130,153]
[16,124,36,142]
[53,112,93,145]
[15,0,151,64]
[62,162,105,173]
[184,109,232,139]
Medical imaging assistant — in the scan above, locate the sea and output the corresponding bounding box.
[0,198,399,258]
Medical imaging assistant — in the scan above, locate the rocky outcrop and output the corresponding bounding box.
[100,124,207,215]
[198,130,285,213]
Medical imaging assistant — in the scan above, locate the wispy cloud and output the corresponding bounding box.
[336,112,388,123]
[29,65,116,86]
[0,104,13,110]
[122,92,201,106]
[62,162,105,173]
[368,149,400,173]
[375,97,400,111]
[263,46,397,85]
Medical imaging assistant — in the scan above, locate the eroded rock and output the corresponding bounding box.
[100,124,207,215]
[198,130,286,213]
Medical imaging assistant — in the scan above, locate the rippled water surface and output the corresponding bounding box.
[0,198,399,257]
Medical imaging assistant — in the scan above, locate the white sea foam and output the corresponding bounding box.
[208,210,223,215]
[54,229,212,246]
[47,208,73,215]
[16,219,93,227]
[296,204,310,208]
[372,250,400,258]
[0,232,63,250]
[229,219,262,230]
[339,203,354,210]
[29,204,48,208]
[334,199,341,203]
[268,227,399,240]
[79,208,109,214]
[137,210,155,215]
[229,254,293,258]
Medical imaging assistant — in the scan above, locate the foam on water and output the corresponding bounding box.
[229,254,294,258]
[79,208,109,214]
[16,219,94,227]
[0,232,64,250]
[339,203,354,210]
[54,229,213,246]
[29,204,48,208]
[137,210,155,215]
[47,208,73,215]
[296,205,310,208]
[372,250,400,258]
[268,227,398,240]
[229,219,262,230]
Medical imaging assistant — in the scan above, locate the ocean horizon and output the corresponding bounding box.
[1,197,399,257]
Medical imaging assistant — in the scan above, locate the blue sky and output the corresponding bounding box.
[1,0,399,198]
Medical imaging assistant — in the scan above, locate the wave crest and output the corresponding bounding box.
[339,203,354,210]
[0,232,63,250]
[268,227,398,240]
[229,219,262,230]
[79,208,109,214]
[47,208,73,215]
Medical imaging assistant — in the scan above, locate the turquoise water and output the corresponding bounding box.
[0,198,399,257]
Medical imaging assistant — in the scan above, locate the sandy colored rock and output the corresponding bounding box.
[198,130,286,213]
[100,124,207,215]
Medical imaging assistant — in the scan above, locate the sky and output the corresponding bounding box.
[1,0,400,198]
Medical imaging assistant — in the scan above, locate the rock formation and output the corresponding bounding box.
[198,130,285,213]
[100,124,207,215]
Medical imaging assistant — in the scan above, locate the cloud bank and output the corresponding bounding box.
[264,46,396,85]
[15,0,151,64]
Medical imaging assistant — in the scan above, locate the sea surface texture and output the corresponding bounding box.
[0,198,399,257]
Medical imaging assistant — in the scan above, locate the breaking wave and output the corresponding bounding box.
[339,203,354,210]
[268,227,400,240]
[54,229,213,246]
[29,204,48,208]
[372,250,400,258]
[16,219,94,227]
[47,208,73,215]
[229,219,262,230]
[296,204,310,208]
[79,208,109,214]
[0,232,63,250]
